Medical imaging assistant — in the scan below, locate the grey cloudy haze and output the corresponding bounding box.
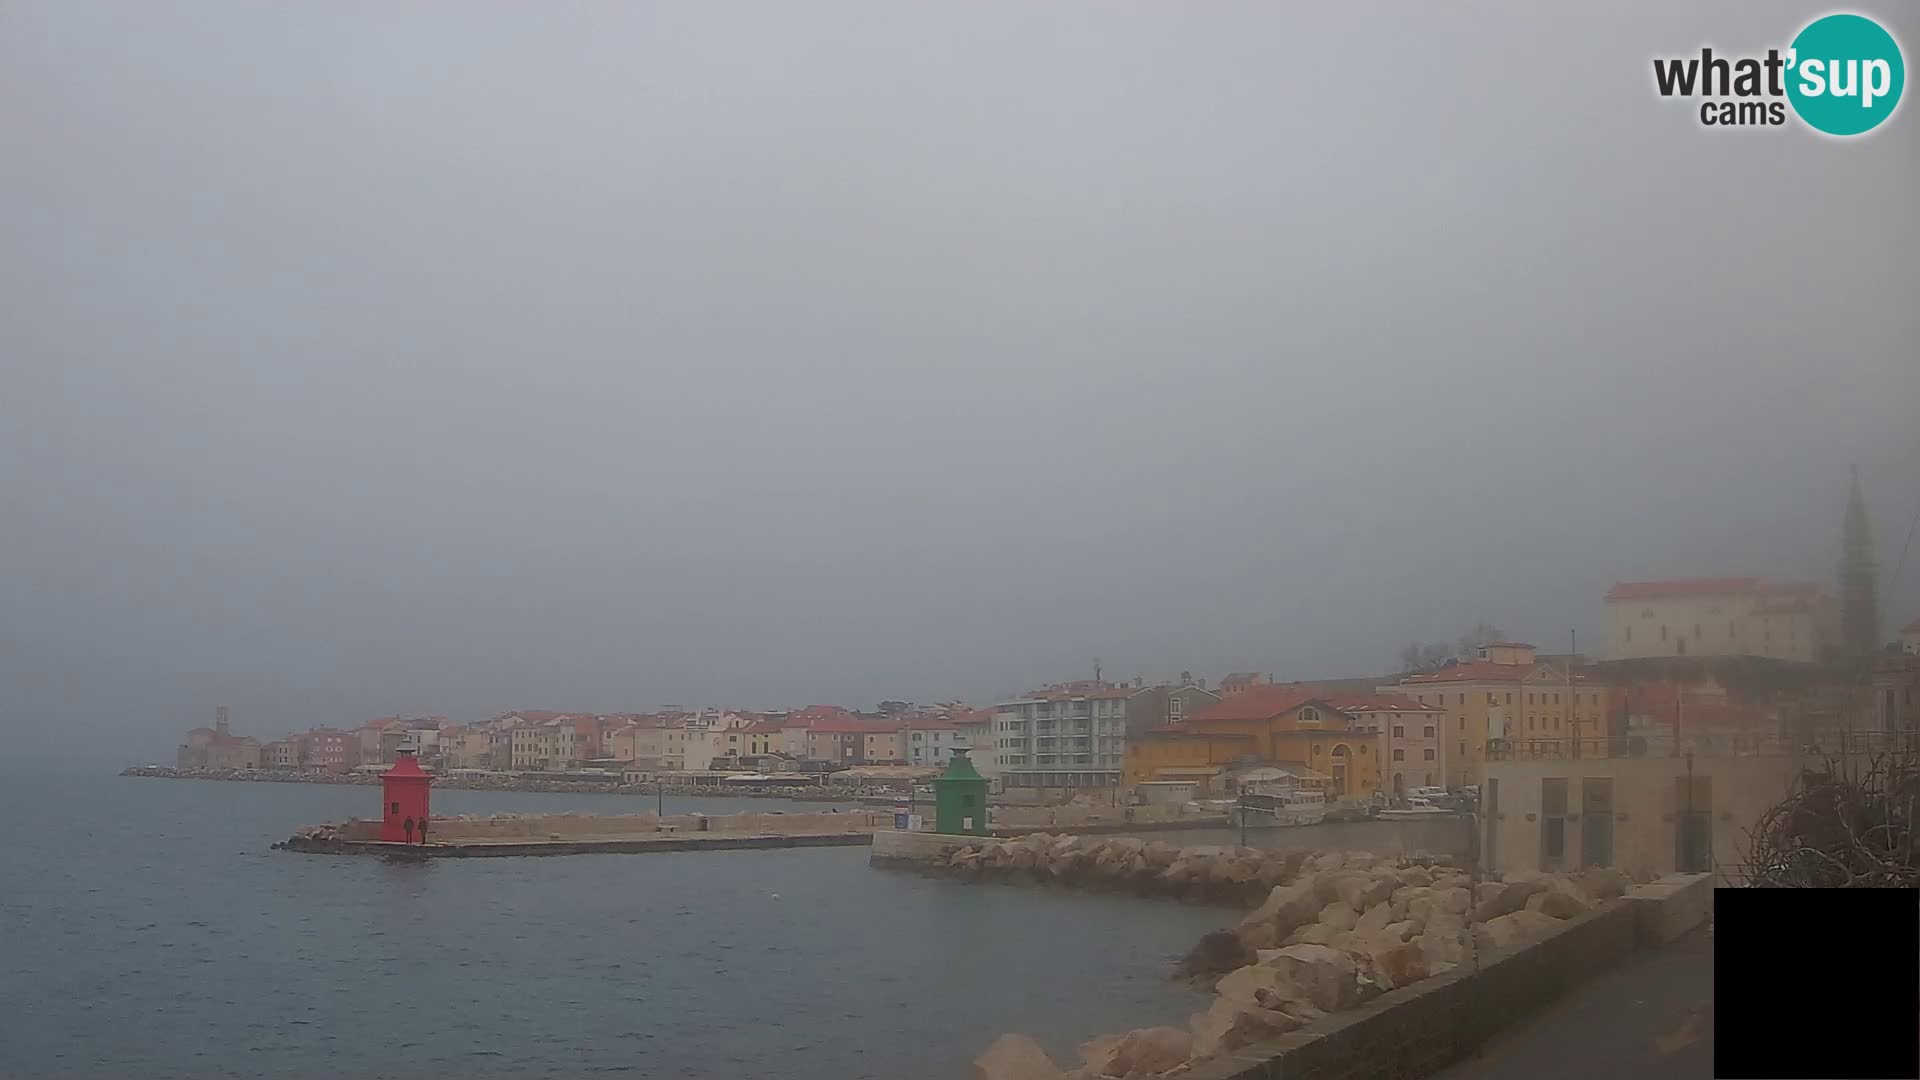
[3,2,1916,758]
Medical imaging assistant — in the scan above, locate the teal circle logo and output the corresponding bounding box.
[1786,13,1905,136]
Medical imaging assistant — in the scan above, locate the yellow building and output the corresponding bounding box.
[1383,642,1611,788]
[1124,686,1380,799]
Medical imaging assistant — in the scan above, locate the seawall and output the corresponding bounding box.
[1176,874,1712,1080]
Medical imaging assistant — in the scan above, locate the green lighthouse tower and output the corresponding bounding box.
[932,749,990,836]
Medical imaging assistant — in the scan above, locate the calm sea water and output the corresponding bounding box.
[0,771,1224,1079]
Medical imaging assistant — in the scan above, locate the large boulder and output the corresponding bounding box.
[1361,939,1431,990]
[1472,879,1548,922]
[1477,910,1562,951]
[1216,963,1323,1018]
[1396,865,1434,888]
[1435,887,1471,916]
[1286,922,1352,948]
[1081,1026,1192,1078]
[1525,886,1591,920]
[1579,867,1630,901]
[1414,928,1467,969]
[1353,901,1396,938]
[1258,944,1369,1013]
[1316,901,1359,932]
[1177,930,1255,986]
[1188,995,1304,1059]
[972,1034,1064,1080]
[1239,880,1322,942]
[1333,873,1396,912]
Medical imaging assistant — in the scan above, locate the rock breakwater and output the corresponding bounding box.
[969,846,1633,1079]
[934,833,1453,907]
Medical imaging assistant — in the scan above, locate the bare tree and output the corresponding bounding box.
[1397,640,1455,674]
[1455,621,1507,660]
[1746,749,1920,887]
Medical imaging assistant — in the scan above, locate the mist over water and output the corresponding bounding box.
[0,775,1225,1079]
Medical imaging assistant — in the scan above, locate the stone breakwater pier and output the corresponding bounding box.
[279,810,892,856]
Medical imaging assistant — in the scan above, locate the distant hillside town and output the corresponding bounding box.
[175,474,1920,873]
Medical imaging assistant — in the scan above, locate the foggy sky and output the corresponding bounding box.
[4,2,1917,759]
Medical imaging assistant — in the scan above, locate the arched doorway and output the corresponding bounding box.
[1330,743,1351,796]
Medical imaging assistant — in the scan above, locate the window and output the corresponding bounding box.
[1624,626,1631,643]
[1169,697,1183,719]
[1423,749,1436,760]
[391,802,400,814]
[1458,694,1465,705]
[1661,625,1668,641]
[1393,749,1405,762]
[1542,778,1569,862]
[1299,707,1318,725]
[1487,693,1497,705]
[1393,725,1405,738]
[1505,693,1512,704]
[1423,725,1435,738]
[1458,741,1467,757]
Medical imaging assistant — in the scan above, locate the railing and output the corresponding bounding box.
[1486,729,1920,762]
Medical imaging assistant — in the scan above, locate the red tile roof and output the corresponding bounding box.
[1186,685,1325,723]
[805,715,901,734]
[1901,617,1920,634]
[1604,578,1762,601]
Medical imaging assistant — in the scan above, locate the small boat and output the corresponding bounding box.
[1233,789,1328,828]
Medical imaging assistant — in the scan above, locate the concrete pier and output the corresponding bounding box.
[282,831,875,857]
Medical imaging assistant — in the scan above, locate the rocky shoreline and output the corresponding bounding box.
[118,765,882,801]
[957,838,1632,1079]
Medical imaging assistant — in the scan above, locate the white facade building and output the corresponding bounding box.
[1606,578,1837,663]
[991,684,1132,789]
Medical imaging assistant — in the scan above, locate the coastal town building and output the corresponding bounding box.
[1122,679,1222,740]
[992,681,1132,790]
[1124,685,1381,799]
[1901,617,1920,655]
[898,713,974,767]
[1870,652,1920,733]
[1321,694,1447,799]
[804,714,901,765]
[177,707,261,770]
[1604,578,1838,663]
[1383,642,1610,788]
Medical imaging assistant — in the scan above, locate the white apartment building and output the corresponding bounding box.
[991,683,1131,790]
[1606,578,1837,663]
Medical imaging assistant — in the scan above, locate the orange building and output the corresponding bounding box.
[1124,685,1381,798]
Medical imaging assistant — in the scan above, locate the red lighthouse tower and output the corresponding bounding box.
[379,749,432,844]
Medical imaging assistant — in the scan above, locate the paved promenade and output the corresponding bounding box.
[1433,923,1713,1080]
